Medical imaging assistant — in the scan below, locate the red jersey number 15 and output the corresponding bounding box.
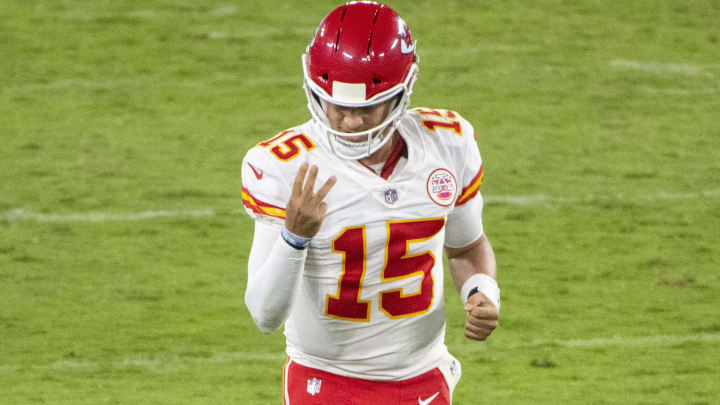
[325,218,445,322]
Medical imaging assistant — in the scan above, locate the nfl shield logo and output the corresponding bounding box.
[384,187,398,204]
[307,378,322,396]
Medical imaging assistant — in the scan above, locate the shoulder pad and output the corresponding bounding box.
[253,128,318,163]
[409,108,475,141]
[241,127,312,222]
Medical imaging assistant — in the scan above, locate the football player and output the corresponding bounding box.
[241,2,499,404]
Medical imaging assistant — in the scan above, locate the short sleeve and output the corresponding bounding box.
[445,116,485,248]
[453,115,484,207]
[241,147,292,226]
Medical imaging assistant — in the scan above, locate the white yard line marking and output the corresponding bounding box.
[421,44,541,55]
[240,27,317,39]
[0,352,284,372]
[498,332,720,350]
[2,208,217,222]
[2,333,718,372]
[484,195,549,205]
[610,59,715,78]
[484,189,720,205]
[212,5,237,16]
[62,9,156,21]
[638,85,719,96]
[3,189,718,223]
[7,74,297,92]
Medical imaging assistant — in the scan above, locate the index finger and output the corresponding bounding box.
[303,165,319,196]
[313,175,337,203]
[468,305,499,321]
[292,162,309,197]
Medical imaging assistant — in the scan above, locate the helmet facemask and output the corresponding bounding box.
[302,56,417,160]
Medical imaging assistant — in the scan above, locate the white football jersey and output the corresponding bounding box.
[241,108,485,380]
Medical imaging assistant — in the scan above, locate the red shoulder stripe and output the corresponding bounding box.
[455,166,484,206]
[241,187,286,219]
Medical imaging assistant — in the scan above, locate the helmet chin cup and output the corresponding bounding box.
[327,120,396,160]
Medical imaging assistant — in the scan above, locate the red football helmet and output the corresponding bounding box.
[302,1,419,159]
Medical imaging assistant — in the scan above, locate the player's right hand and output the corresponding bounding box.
[285,162,337,238]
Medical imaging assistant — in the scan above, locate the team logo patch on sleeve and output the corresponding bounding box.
[426,168,457,207]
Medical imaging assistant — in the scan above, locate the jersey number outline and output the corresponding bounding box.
[258,129,315,161]
[325,218,446,322]
[416,108,462,135]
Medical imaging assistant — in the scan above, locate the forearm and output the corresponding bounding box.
[446,234,499,307]
[245,221,307,333]
[447,234,496,287]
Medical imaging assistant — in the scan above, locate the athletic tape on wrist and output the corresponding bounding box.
[281,226,312,249]
[461,274,500,309]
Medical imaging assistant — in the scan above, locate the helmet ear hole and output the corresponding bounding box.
[322,73,329,80]
[373,77,381,84]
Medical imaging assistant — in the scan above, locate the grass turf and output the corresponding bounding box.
[1,0,719,403]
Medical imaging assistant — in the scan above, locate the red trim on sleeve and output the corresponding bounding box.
[241,187,286,219]
[455,165,484,206]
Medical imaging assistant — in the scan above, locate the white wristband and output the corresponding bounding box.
[461,274,500,310]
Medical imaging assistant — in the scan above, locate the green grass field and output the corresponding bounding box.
[2,0,719,403]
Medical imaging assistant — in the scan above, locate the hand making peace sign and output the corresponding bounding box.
[284,162,337,238]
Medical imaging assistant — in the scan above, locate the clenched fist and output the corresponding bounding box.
[463,292,499,341]
[285,162,337,238]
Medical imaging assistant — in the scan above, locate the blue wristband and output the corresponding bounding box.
[281,226,312,250]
